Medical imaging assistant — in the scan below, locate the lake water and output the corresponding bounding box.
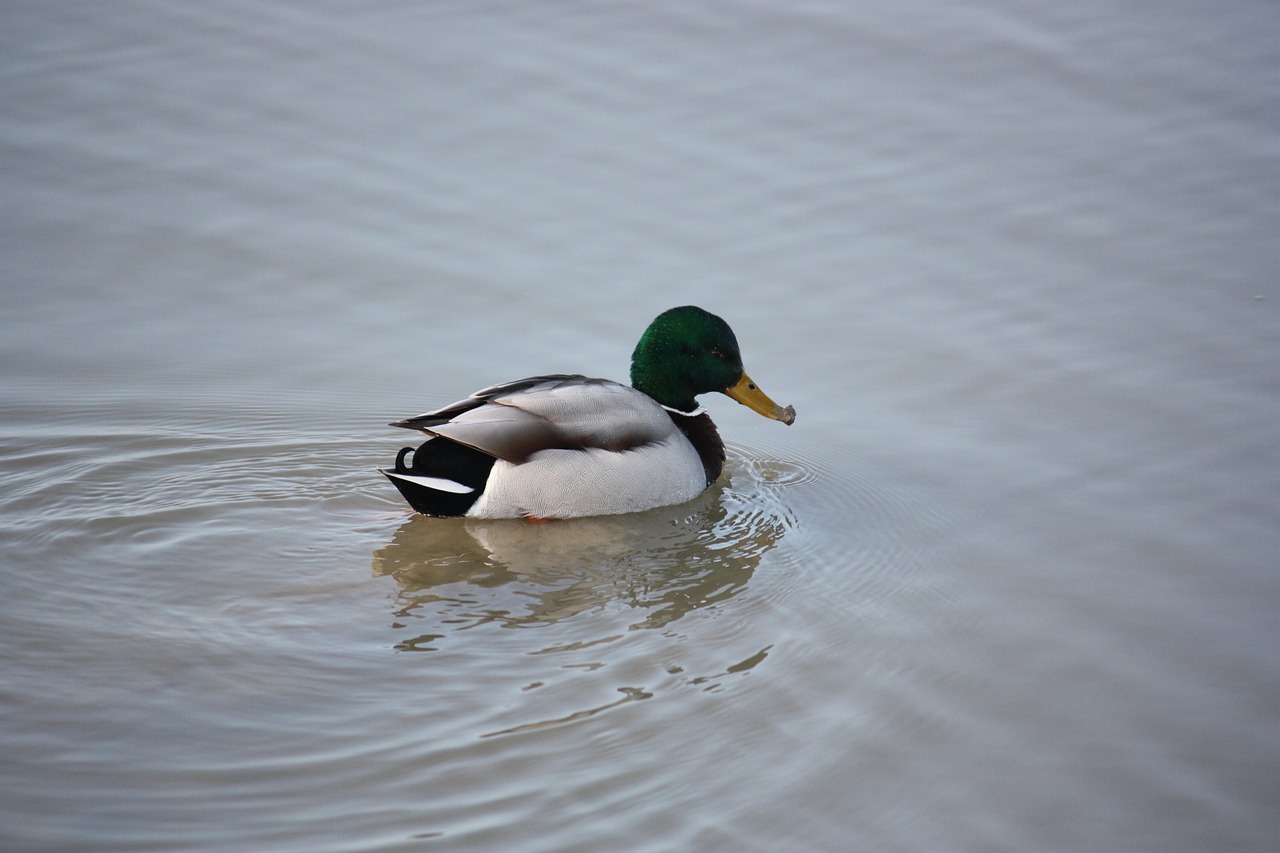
[2,1,1277,850]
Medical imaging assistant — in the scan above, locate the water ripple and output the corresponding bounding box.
[1,398,955,852]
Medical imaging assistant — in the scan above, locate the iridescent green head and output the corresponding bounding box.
[630,306,795,424]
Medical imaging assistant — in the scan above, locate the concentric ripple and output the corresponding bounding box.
[2,395,955,850]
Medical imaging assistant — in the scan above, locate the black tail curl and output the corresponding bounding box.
[382,437,497,517]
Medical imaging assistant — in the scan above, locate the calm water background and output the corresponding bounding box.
[2,1,1277,850]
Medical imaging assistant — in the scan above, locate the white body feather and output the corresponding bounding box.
[467,436,706,518]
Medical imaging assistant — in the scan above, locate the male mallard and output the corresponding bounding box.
[381,305,795,519]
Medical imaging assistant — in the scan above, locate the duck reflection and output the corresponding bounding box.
[371,472,791,642]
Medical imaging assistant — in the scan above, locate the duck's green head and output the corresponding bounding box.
[630,306,796,424]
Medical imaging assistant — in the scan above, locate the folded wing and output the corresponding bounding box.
[390,374,676,463]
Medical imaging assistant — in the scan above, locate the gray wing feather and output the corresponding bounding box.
[426,405,567,462]
[391,375,677,463]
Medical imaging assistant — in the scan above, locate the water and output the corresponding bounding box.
[3,1,1277,850]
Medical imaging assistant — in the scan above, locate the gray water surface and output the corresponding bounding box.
[2,2,1277,850]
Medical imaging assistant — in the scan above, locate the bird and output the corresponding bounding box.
[381,305,795,519]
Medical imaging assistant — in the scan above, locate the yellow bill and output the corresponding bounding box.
[723,372,796,425]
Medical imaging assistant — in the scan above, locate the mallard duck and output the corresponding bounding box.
[381,305,795,519]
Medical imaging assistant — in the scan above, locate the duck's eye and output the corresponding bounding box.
[710,347,726,360]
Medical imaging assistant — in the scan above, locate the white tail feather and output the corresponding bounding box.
[385,471,475,494]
